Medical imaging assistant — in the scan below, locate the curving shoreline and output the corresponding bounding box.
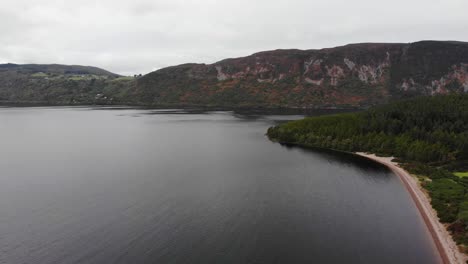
[356,152,466,264]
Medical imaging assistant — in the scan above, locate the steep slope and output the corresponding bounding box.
[137,41,468,108]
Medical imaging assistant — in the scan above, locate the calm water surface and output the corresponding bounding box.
[0,107,440,264]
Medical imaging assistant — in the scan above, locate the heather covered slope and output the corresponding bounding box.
[136,41,468,108]
[1,41,467,107]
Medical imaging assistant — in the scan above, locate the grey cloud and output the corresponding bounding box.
[1,0,467,75]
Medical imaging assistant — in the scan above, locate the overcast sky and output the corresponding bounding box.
[1,0,467,75]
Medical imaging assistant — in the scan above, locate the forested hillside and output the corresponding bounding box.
[267,95,468,246]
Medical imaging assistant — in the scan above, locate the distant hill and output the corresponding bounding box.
[0,63,120,77]
[0,40,467,107]
[0,63,135,105]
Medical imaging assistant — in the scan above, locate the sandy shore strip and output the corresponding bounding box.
[356,152,466,264]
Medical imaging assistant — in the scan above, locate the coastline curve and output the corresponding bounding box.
[356,152,466,264]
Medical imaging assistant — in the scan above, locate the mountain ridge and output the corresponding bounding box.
[0,63,120,77]
[136,40,468,108]
[1,40,467,108]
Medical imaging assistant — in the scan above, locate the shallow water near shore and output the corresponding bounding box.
[0,107,440,264]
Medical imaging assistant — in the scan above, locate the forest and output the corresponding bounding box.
[267,94,468,246]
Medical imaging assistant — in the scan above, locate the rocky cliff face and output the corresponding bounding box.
[1,41,467,108]
[137,41,468,108]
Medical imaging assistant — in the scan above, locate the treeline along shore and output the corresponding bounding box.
[267,94,468,262]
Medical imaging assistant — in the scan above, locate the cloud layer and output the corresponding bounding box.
[1,0,467,75]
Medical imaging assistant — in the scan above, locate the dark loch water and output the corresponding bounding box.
[0,107,440,264]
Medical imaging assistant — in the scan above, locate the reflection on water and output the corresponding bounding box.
[0,107,440,264]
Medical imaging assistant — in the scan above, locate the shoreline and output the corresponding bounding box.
[0,101,363,112]
[356,152,466,264]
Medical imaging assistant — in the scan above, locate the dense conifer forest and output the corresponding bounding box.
[267,95,468,245]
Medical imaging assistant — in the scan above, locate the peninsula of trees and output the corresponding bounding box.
[267,94,468,247]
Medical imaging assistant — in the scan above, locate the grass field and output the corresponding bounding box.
[31,72,48,77]
[111,76,134,82]
[454,172,468,178]
[67,74,105,80]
